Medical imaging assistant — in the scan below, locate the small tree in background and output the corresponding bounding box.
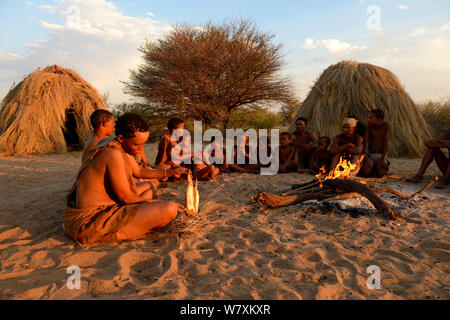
[280,99,302,125]
[124,18,294,129]
[419,97,450,136]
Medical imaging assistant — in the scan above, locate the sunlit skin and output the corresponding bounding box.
[155,123,186,168]
[82,117,115,161]
[75,130,190,241]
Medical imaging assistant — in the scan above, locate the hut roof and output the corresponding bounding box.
[289,60,432,157]
[0,65,106,155]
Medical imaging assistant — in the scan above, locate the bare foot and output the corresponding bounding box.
[434,178,448,189]
[407,174,423,183]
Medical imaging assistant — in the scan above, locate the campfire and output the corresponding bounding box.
[315,155,365,183]
[252,156,438,221]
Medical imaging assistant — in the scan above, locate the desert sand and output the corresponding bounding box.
[0,143,449,300]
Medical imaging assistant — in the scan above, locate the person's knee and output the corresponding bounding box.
[141,188,155,200]
[164,201,179,219]
[361,158,374,173]
[374,162,389,178]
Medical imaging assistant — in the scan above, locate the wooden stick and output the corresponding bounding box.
[323,192,361,201]
[252,191,338,208]
[283,186,332,196]
[322,179,398,220]
[349,175,408,184]
[371,187,409,200]
[410,176,439,198]
[289,179,318,191]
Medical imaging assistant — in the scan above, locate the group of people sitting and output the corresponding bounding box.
[277,109,391,179]
[63,109,449,246]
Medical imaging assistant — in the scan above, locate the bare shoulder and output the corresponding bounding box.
[382,122,391,130]
[101,148,124,165]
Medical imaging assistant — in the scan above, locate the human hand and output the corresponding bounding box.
[170,167,190,178]
[175,202,188,213]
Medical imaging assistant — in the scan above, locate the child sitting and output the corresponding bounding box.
[278,132,297,173]
[309,136,332,174]
[155,117,188,169]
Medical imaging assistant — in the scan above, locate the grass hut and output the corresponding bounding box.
[289,61,432,157]
[0,65,106,155]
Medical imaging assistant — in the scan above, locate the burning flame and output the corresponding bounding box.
[316,155,365,183]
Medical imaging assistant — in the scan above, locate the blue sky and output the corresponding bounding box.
[0,0,449,104]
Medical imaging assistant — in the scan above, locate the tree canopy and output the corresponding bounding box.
[124,19,294,128]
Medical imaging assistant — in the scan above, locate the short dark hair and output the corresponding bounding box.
[90,109,113,130]
[280,132,292,139]
[115,113,149,138]
[370,109,385,120]
[318,136,331,145]
[167,117,184,132]
[296,117,307,124]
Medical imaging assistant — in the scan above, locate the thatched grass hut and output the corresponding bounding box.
[0,65,106,155]
[289,61,432,157]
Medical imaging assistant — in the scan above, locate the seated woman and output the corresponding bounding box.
[64,114,190,245]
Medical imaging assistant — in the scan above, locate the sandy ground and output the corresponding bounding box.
[0,143,449,300]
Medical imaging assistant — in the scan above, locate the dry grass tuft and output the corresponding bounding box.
[159,211,210,238]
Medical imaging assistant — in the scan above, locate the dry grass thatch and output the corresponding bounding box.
[288,61,433,157]
[0,65,106,155]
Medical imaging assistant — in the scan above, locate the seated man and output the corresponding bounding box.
[64,113,190,245]
[329,118,363,171]
[82,109,115,162]
[278,132,297,173]
[408,133,450,189]
[360,109,391,177]
[292,117,317,171]
[309,136,332,174]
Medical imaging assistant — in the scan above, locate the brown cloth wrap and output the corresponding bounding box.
[64,140,142,245]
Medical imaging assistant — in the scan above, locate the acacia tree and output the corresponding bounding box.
[124,19,294,128]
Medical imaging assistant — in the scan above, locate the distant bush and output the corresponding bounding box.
[111,102,168,142]
[418,98,450,136]
[227,108,284,130]
[280,100,302,125]
[110,102,286,141]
